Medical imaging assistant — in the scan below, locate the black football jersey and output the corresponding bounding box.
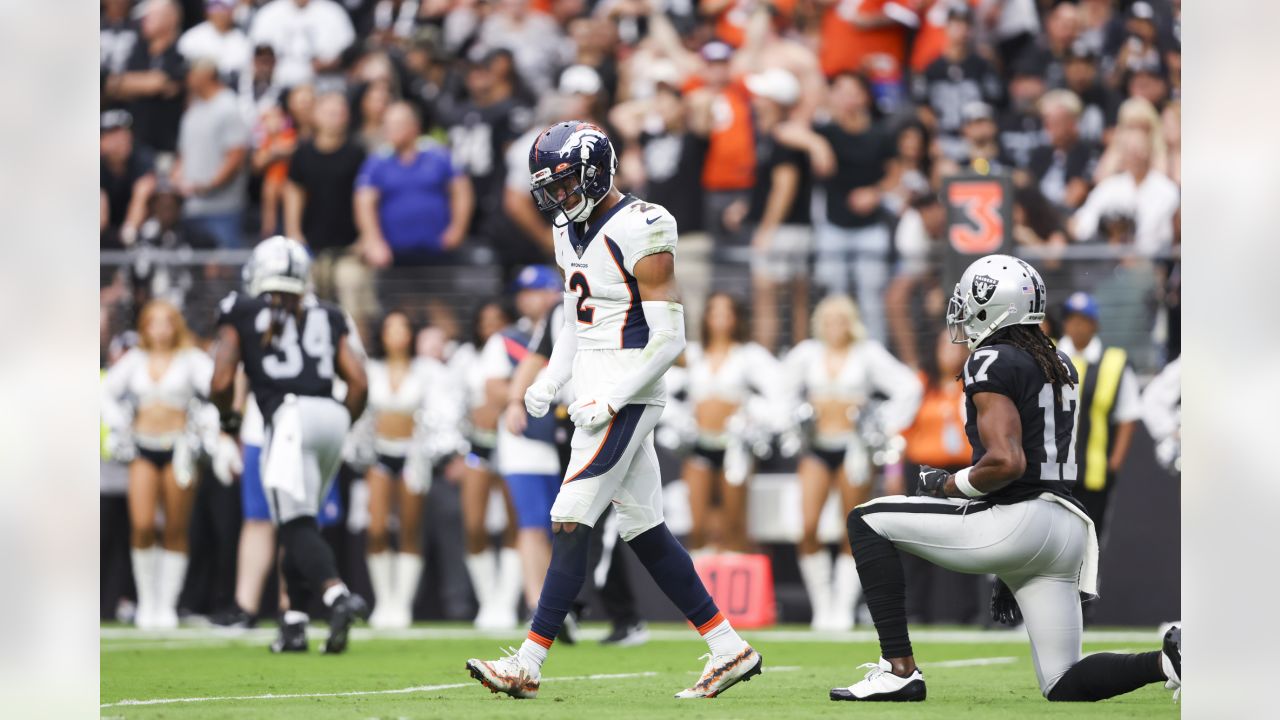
[216,292,349,422]
[961,343,1081,504]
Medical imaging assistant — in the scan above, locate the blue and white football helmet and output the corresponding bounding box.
[528,121,617,227]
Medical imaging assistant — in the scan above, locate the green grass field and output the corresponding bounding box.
[101,624,1179,718]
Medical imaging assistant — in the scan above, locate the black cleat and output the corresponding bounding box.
[270,620,308,653]
[1161,625,1181,700]
[210,605,255,629]
[323,593,370,655]
[600,620,649,647]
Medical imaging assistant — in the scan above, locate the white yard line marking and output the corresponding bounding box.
[100,626,1159,645]
[100,672,659,709]
[927,656,1018,668]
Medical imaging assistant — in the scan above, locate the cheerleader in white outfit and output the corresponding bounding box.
[783,295,921,630]
[102,300,213,629]
[681,293,786,554]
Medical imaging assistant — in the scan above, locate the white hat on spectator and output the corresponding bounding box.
[745,68,800,107]
[559,65,602,96]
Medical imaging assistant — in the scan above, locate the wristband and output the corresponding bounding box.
[220,410,243,437]
[954,467,985,498]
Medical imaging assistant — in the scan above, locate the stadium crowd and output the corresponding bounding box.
[100,0,1181,632]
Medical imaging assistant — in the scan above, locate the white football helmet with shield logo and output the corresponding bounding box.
[248,236,311,296]
[947,254,1048,350]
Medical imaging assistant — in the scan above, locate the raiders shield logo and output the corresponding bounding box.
[972,274,999,305]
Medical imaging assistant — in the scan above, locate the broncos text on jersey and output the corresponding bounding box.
[553,195,678,407]
[961,343,1082,504]
[217,292,350,422]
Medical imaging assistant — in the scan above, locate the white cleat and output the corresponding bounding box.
[465,648,541,699]
[674,647,763,699]
[830,658,926,702]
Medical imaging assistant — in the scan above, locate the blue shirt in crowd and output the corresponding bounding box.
[356,138,460,259]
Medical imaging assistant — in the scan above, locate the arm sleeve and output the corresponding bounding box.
[605,301,686,411]
[541,295,577,390]
[864,341,924,435]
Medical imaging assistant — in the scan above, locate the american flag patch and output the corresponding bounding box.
[1021,285,1034,294]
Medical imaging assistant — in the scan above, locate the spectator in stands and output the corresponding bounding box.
[687,41,756,248]
[355,102,474,267]
[173,59,251,249]
[238,44,285,127]
[1106,1,1163,91]
[355,80,394,152]
[1163,99,1180,185]
[285,83,318,140]
[249,0,356,88]
[817,0,913,95]
[913,4,1002,162]
[882,121,932,217]
[446,48,537,275]
[1093,96,1167,182]
[177,0,251,85]
[252,103,297,238]
[1057,292,1141,575]
[742,68,811,350]
[955,101,1005,173]
[1028,89,1098,212]
[1032,0,1080,90]
[101,111,156,249]
[285,92,374,322]
[104,0,187,154]
[795,72,894,343]
[997,52,1049,170]
[474,0,570,96]
[1063,41,1117,144]
[885,194,946,369]
[101,0,140,77]
[1070,128,1178,255]
[977,0,1041,70]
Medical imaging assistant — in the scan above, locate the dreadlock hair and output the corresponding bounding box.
[985,324,1075,400]
[261,291,304,350]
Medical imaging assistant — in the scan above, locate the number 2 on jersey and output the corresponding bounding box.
[568,272,595,324]
[255,307,335,380]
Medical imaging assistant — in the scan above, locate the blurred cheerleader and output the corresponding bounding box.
[783,295,921,630]
[359,310,463,628]
[680,293,786,554]
[102,300,213,629]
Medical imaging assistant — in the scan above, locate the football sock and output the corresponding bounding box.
[1047,652,1165,701]
[626,523,724,640]
[279,516,342,606]
[283,610,309,625]
[525,524,592,662]
[847,507,913,659]
[322,582,349,607]
[701,616,749,657]
[517,635,550,671]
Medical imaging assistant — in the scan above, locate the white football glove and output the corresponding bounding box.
[211,433,244,486]
[524,379,560,419]
[567,397,615,432]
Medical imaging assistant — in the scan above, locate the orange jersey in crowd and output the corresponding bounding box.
[901,373,973,469]
[707,0,798,48]
[688,77,756,191]
[910,0,981,73]
[819,0,917,78]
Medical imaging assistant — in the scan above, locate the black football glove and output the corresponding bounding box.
[916,465,949,498]
[990,578,1023,627]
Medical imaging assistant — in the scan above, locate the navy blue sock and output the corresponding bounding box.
[626,523,720,631]
[527,524,591,648]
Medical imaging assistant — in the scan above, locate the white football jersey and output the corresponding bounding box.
[553,195,678,406]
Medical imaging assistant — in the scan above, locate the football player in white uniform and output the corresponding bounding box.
[465,122,762,700]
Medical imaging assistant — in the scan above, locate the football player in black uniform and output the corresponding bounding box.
[210,236,370,654]
[830,254,1180,702]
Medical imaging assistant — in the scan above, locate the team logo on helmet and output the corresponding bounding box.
[971,274,999,305]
